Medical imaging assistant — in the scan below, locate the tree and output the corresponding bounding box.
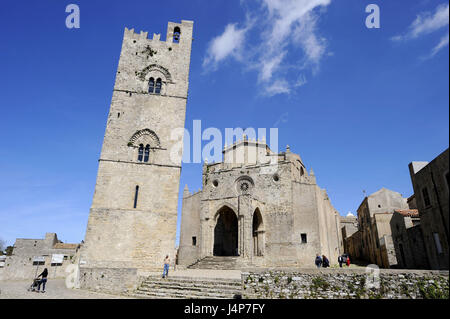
[5,246,13,256]
[0,238,6,255]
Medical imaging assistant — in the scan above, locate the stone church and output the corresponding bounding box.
[178,139,343,268]
[79,20,343,284]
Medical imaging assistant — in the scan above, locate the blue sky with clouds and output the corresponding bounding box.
[0,0,448,247]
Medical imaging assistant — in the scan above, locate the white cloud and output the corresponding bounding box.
[203,0,332,96]
[430,31,449,56]
[203,23,248,70]
[259,52,286,82]
[409,3,449,39]
[263,78,291,96]
[392,3,449,59]
[392,3,449,41]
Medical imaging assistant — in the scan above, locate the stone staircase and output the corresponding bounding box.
[188,256,244,270]
[131,275,242,299]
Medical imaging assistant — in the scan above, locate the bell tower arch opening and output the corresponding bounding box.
[213,206,238,256]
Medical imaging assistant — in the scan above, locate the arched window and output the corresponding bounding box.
[148,77,155,93]
[138,144,144,162]
[155,78,162,94]
[144,144,150,162]
[173,27,181,43]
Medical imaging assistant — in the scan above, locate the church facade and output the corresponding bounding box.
[178,138,343,268]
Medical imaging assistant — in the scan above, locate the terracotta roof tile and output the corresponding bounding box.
[394,209,419,217]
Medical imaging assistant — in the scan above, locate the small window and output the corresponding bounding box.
[134,185,139,209]
[144,145,150,162]
[301,233,307,244]
[32,261,45,266]
[422,187,431,207]
[138,144,144,162]
[212,180,219,187]
[173,27,181,43]
[155,78,162,94]
[149,77,155,93]
[192,236,197,246]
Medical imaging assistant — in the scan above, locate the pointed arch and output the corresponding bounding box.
[213,205,238,256]
[252,208,265,257]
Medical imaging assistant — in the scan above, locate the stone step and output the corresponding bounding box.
[140,282,241,290]
[132,291,236,299]
[187,256,247,269]
[136,286,241,297]
[132,274,243,299]
[142,276,241,285]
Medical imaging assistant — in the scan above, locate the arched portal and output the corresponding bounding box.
[252,208,264,256]
[213,206,238,256]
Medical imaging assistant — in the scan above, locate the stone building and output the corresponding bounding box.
[408,148,449,270]
[0,233,80,280]
[178,139,343,268]
[340,214,358,254]
[79,20,194,280]
[346,188,410,268]
[390,209,429,269]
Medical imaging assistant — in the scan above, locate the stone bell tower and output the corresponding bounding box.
[81,21,194,272]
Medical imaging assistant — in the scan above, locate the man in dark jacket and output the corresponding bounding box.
[315,254,323,268]
[338,255,343,267]
[322,255,330,268]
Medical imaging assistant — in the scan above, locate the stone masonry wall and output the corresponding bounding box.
[78,267,139,295]
[242,268,449,299]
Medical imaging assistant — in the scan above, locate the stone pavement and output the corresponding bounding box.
[0,279,130,299]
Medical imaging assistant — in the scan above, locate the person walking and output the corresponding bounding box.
[315,254,322,268]
[338,255,343,268]
[37,268,48,293]
[322,255,330,268]
[346,255,351,267]
[162,255,170,278]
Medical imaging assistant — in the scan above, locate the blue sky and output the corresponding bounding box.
[0,0,448,247]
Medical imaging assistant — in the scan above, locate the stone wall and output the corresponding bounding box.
[78,267,139,295]
[0,233,80,280]
[178,189,201,266]
[409,148,449,270]
[241,268,449,299]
